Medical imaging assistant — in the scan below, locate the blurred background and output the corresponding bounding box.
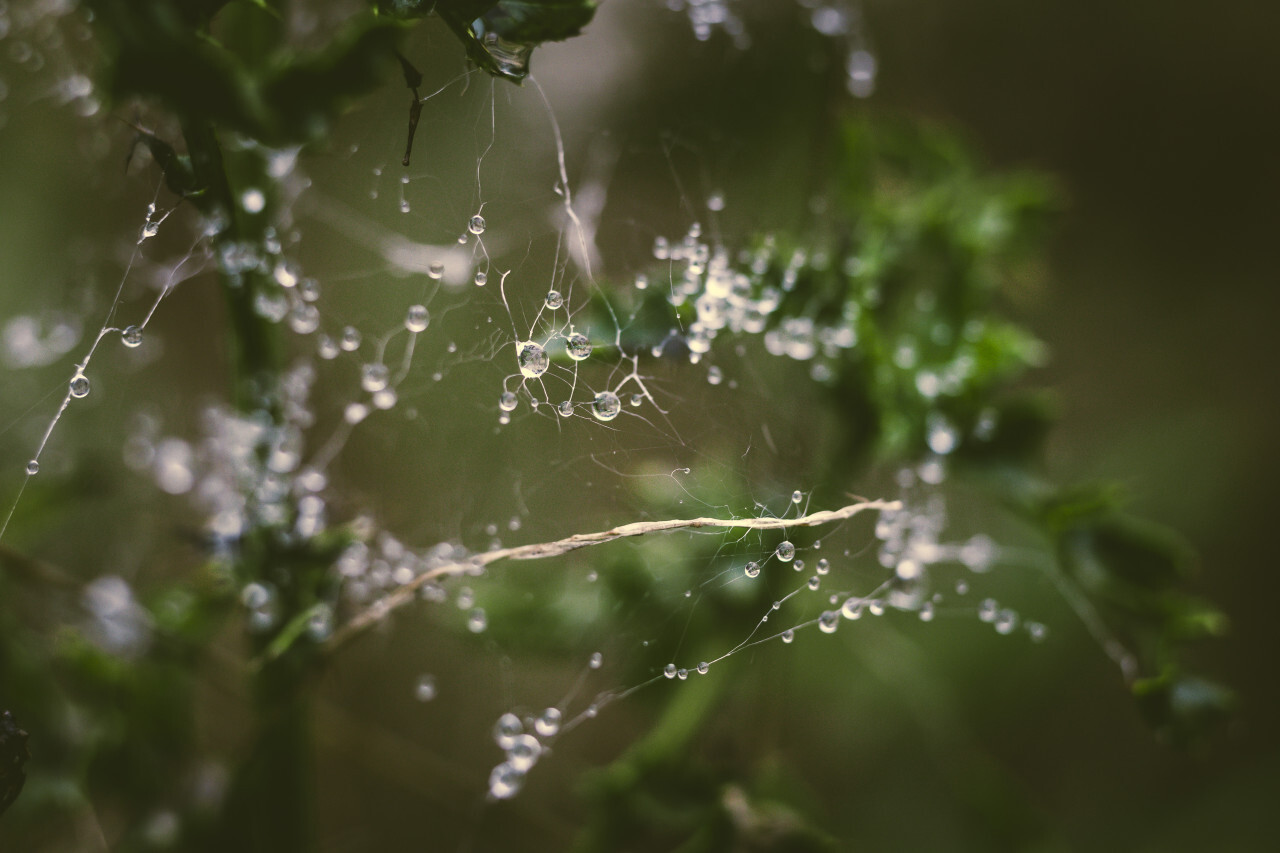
[1,1,1277,850]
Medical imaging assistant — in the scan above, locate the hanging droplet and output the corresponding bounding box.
[498,390,518,412]
[493,713,522,748]
[121,325,143,348]
[841,597,863,620]
[467,608,487,633]
[816,558,830,575]
[565,332,592,361]
[807,576,820,591]
[507,734,542,771]
[791,490,803,504]
[781,629,795,643]
[474,270,488,286]
[340,326,362,352]
[775,541,795,562]
[534,707,562,737]
[361,363,390,393]
[696,661,709,675]
[405,304,429,333]
[415,674,437,702]
[630,393,643,407]
[818,610,840,633]
[69,374,90,398]
[469,214,486,235]
[517,341,548,378]
[25,459,39,475]
[591,390,621,422]
[427,261,445,280]
[589,651,603,669]
[544,290,563,310]
[663,663,677,679]
[743,561,760,579]
[557,400,573,418]
[488,762,524,800]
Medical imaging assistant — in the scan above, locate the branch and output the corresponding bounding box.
[324,498,901,654]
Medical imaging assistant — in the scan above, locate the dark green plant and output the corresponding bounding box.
[0,2,1230,851]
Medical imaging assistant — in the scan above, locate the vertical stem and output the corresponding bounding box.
[181,119,312,850]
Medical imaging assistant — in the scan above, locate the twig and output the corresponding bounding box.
[324,498,900,654]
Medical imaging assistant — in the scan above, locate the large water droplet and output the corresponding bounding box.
[534,707,562,737]
[405,304,429,333]
[775,541,795,562]
[565,332,592,361]
[517,341,548,378]
[591,391,621,422]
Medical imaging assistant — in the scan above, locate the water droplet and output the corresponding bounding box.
[469,214,486,235]
[427,261,444,280]
[565,332,592,361]
[818,610,840,633]
[955,579,969,595]
[557,400,573,418]
[241,582,271,610]
[841,597,863,620]
[927,414,959,455]
[744,561,760,579]
[775,541,795,562]
[340,326,362,351]
[467,607,487,632]
[867,600,886,616]
[1026,622,1048,643]
[961,534,997,572]
[25,459,39,475]
[240,188,265,214]
[344,402,368,424]
[630,393,643,407]
[663,663,677,679]
[994,608,1019,635]
[474,270,488,286]
[634,273,648,290]
[793,559,805,572]
[707,192,725,212]
[517,341,548,378]
[807,576,820,590]
[493,712,522,748]
[919,601,935,622]
[707,365,723,385]
[361,363,390,393]
[696,661,709,675]
[677,668,689,680]
[415,674,437,702]
[405,304,429,333]
[488,762,524,800]
[589,651,603,669]
[69,374,89,398]
[978,598,998,623]
[781,629,795,643]
[544,290,563,310]
[498,390,518,412]
[121,325,143,348]
[816,558,830,575]
[846,49,878,98]
[591,391,621,422]
[791,490,803,504]
[534,707,562,737]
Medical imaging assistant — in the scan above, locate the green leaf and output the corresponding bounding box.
[1133,670,1235,747]
[435,0,599,82]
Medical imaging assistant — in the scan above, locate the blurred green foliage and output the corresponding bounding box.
[0,1,1231,850]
